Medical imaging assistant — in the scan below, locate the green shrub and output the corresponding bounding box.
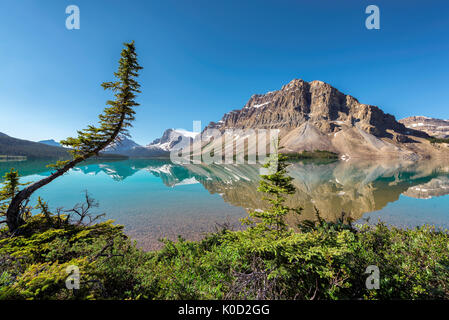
[1,214,449,300]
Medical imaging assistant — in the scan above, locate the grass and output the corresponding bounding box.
[284,150,339,160]
[186,150,339,163]
[427,137,449,144]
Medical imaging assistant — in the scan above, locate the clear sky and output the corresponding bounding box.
[1,0,448,145]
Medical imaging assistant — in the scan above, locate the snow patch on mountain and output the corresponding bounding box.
[146,128,199,152]
[101,128,199,157]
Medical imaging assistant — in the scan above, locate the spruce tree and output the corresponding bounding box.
[0,169,29,224]
[243,143,301,238]
[5,41,142,232]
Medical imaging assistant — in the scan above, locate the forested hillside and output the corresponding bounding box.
[0,132,69,159]
[0,132,127,160]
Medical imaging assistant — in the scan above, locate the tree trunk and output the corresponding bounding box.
[6,115,125,233]
[5,157,84,231]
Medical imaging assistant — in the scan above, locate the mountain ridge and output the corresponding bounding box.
[38,139,62,147]
[197,79,448,160]
[103,128,199,158]
[399,116,449,139]
[0,132,70,159]
[3,79,448,161]
[0,132,127,160]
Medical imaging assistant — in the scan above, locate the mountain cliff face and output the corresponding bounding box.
[399,116,449,139]
[208,79,409,136]
[200,79,448,160]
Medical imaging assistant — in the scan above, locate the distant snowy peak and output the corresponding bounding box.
[147,128,199,151]
[104,137,142,153]
[101,129,200,158]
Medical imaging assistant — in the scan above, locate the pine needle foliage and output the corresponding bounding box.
[5,41,142,232]
[242,146,301,238]
[0,169,31,225]
[60,41,142,160]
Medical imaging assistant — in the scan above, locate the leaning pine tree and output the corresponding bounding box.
[5,41,142,233]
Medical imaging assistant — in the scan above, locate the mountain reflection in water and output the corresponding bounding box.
[1,158,449,250]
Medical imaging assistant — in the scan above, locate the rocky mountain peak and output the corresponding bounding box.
[147,128,199,151]
[195,79,447,160]
[281,78,306,90]
[104,136,141,154]
[207,78,425,139]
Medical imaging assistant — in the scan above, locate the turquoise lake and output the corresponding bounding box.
[1,158,449,250]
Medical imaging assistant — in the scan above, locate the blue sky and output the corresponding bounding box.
[1,0,448,145]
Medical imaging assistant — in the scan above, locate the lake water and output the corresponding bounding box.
[1,158,449,250]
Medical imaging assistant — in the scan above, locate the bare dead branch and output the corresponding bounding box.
[63,191,105,226]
